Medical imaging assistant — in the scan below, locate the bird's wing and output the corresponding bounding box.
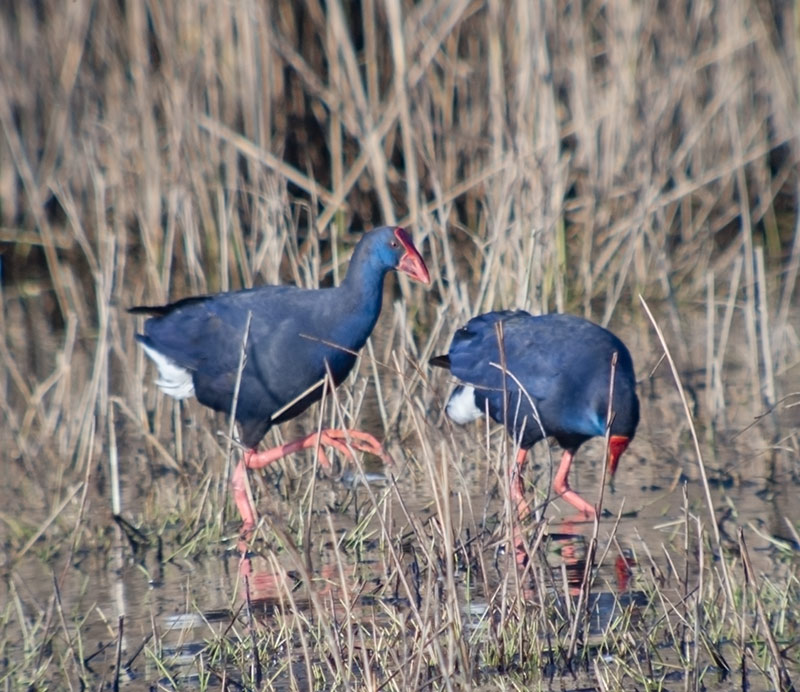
[447,311,563,402]
[138,285,297,376]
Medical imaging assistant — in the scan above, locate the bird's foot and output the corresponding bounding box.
[242,429,393,471]
[231,431,393,537]
[314,429,394,467]
[553,485,598,518]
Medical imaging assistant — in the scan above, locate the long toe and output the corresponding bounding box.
[352,432,393,465]
[323,429,393,465]
[318,431,357,461]
[561,490,597,518]
[315,445,333,469]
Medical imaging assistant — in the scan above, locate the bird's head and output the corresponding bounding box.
[371,226,431,284]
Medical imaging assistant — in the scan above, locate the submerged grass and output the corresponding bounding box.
[1,0,800,689]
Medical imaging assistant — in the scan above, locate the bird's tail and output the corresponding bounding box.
[429,354,451,369]
[128,305,165,316]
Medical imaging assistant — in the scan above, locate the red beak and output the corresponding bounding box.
[394,227,431,285]
[608,435,631,478]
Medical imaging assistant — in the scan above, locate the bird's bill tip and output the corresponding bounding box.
[394,227,431,284]
[607,435,631,477]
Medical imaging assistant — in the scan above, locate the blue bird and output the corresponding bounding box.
[131,227,430,532]
[430,311,639,517]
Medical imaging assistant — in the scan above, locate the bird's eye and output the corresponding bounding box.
[390,240,399,248]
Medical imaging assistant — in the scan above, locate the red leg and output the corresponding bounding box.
[232,429,393,535]
[505,448,532,565]
[510,447,532,520]
[232,457,257,535]
[553,449,597,517]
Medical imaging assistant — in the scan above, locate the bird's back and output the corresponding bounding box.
[443,311,639,450]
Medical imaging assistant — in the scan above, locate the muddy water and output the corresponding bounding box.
[3,313,799,689]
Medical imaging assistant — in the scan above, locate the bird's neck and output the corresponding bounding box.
[337,258,389,336]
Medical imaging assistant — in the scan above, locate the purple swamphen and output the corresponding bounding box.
[430,311,639,518]
[131,227,430,532]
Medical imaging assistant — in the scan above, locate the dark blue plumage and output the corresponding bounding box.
[133,226,429,448]
[131,226,430,532]
[431,310,639,516]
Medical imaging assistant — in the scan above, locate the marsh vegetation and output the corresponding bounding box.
[1,0,799,689]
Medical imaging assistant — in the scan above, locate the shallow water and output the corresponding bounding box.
[7,448,799,687]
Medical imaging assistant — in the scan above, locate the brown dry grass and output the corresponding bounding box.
[1,0,799,689]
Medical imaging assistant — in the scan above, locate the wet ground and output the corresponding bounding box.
[7,451,799,689]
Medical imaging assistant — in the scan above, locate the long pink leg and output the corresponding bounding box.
[553,449,597,517]
[509,448,538,567]
[510,447,532,520]
[232,429,393,534]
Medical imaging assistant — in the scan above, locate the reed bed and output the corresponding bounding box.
[1,0,799,689]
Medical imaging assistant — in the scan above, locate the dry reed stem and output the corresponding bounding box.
[640,295,734,594]
[738,527,795,691]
